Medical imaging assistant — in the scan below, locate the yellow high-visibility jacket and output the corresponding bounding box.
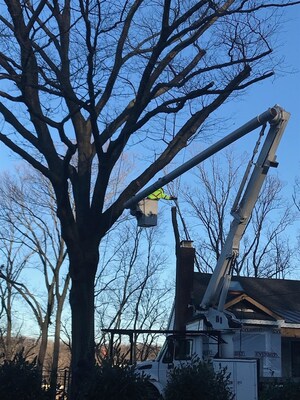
[147,188,172,200]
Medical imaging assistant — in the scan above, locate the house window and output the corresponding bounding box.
[291,341,300,377]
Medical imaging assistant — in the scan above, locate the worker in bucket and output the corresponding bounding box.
[147,187,177,201]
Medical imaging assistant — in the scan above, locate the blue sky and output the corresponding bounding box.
[214,5,300,193]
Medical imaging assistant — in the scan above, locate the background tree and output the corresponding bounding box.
[0,1,299,397]
[0,224,30,361]
[293,177,300,273]
[96,221,172,363]
[184,151,295,278]
[0,168,70,398]
[293,177,300,214]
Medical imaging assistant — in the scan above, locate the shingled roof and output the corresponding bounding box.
[193,273,300,324]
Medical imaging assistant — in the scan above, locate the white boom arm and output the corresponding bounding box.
[124,107,284,211]
[200,105,290,311]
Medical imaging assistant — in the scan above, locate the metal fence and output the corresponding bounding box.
[42,369,71,400]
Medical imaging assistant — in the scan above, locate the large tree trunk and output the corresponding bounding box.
[69,247,99,400]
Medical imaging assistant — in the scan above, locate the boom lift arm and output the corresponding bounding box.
[124,106,287,211]
[200,106,290,314]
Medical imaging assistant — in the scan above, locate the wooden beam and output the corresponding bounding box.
[281,327,300,338]
[225,294,282,320]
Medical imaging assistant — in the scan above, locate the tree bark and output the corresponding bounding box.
[50,274,70,400]
[37,322,49,371]
[69,247,99,400]
[5,285,12,360]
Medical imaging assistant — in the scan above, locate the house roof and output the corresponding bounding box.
[193,273,300,324]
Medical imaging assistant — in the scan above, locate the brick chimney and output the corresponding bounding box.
[174,240,195,331]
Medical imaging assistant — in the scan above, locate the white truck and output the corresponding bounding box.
[113,105,291,399]
[136,333,259,400]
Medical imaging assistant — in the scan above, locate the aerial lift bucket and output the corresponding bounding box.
[131,199,158,227]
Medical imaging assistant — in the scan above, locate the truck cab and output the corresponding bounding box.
[136,333,207,397]
[137,335,194,392]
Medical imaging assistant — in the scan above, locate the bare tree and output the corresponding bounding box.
[0,224,31,361]
[0,168,70,397]
[0,1,299,396]
[292,177,300,270]
[184,151,295,278]
[293,177,300,214]
[237,176,294,277]
[185,151,241,270]
[95,221,172,363]
[98,224,170,326]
